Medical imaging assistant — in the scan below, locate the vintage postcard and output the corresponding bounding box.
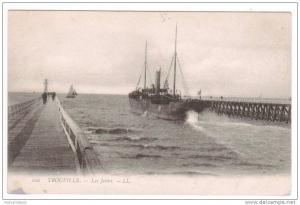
[2,2,298,203]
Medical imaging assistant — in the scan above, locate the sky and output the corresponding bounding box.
[8,11,291,98]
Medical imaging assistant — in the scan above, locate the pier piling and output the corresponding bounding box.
[186,99,291,123]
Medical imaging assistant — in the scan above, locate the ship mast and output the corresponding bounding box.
[173,24,177,97]
[144,41,147,89]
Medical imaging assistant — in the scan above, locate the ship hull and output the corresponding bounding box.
[129,97,186,121]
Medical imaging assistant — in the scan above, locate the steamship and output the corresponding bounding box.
[128,26,187,120]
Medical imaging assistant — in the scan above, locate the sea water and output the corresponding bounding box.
[9,92,291,176]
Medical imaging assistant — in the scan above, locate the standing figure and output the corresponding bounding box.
[52,92,56,101]
[42,92,47,104]
[198,89,202,100]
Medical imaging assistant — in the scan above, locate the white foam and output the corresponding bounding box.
[185,111,205,131]
[142,111,148,117]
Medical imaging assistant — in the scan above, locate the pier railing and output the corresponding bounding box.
[8,97,41,119]
[55,98,102,174]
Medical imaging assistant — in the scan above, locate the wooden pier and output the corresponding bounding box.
[56,98,103,174]
[8,96,101,174]
[185,99,291,123]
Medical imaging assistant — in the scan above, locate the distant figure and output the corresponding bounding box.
[52,92,56,101]
[198,89,202,100]
[42,92,47,104]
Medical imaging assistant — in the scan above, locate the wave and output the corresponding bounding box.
[93,142,181,151]
[87,126,142,134]
[185,111,200,124]
[142,111,148,117]
[232,161,275,168]
[190,123,205,132]
[185,110,253,129]
[125,144,182,151]
[182,154,238,161]
[107,136,158,143]
[181,162,218,168]
[84,130,94,134]
[121,154,162,159]
[198,146,230,153]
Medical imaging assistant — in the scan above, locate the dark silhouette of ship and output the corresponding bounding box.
[128,25,187,120]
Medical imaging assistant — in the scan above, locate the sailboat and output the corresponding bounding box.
[66,85,77,98]
[128,25,187,120]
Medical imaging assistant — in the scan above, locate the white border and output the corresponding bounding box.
[1,1,298,203]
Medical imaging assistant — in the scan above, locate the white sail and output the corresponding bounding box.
[66,85,76,98]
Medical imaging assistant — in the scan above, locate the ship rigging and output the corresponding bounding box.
[128,25,188,120]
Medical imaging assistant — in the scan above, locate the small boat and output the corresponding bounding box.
[66,85,77,98]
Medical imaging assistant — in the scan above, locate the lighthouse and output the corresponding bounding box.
[44,79,48,94]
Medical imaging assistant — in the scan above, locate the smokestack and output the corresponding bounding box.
[155,69,161,95]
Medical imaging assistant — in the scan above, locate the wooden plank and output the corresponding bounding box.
[9,100,76,173]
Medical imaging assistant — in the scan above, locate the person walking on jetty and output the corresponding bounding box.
[52,92,56,101]
[42,92,47,104]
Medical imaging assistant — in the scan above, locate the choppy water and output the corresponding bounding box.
[9,92,291,176]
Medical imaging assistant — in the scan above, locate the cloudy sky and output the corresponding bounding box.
[8,11,291,98]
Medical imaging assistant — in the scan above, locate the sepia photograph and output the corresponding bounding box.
[2,2,297,201]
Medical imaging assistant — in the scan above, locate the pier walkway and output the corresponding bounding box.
[8,96,102,175]
[8,99,76,173]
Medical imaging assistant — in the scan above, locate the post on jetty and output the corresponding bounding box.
[8,80,102,174]
[185,98,291,123]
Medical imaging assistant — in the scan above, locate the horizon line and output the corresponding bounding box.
[7,91,291,100]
